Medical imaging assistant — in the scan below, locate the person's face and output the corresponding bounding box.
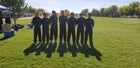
[52,12,56,16]
[80,14,83,18]
[61,11,64,15]
[71,14,74,17]
[35,13,39,17]
[88,14,91,18]
[43,13,47,17]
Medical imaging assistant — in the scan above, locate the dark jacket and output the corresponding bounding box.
[67,17,77,29]
[49,15,58,28]
[32,17,41,28]
[85,18,94,30]
[77,17,86,29]
[59,15,67,28]
[41,18,49,28]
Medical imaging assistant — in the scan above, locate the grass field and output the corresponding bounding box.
[0,17,140,68]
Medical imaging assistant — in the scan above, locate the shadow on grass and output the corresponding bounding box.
[0,36,14,41]
[23,42,102,61]
[45,42,57,58]
[77,43,102,61]
[57,42,67,57]
[23,43,40,55]
[68,43,79,57]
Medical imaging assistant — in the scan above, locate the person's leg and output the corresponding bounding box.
[50,28,53,42]
[84,30,88,44]
[60,28,62,42]
[42,28,45,42]
[67,29,71,43]
[54,28,58,42]
[81,29,84,44]
[72,29,75,43]
[77,28,80,43]
[64,28,66,43]
[38,28,41,42]
[34,28,37,43]
[46,28,49,43]
[89,30,93,44]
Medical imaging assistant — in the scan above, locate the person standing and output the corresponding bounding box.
[50,11,58,43]
[85,13,94,45]
[0,12,3,33]
[77,13,86,44]
[59,10,67,43]
[5,14,11,24]
[32,12,41,43]
[67,12,77,44]
[41,13,50,43]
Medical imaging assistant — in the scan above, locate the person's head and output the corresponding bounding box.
[52,10,56,16]
[88,13,92,18]
[70,12,74,17]
[43,13,48,18]
[61,10,65,16]
[79,13,83,18]
[34,12,39,17]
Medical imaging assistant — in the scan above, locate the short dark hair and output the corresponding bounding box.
[61,10,64,13]
[43,13,47,15]
[71,12,74,15]
[88,13,92,15]
[79,13,83,15]
[52,10,56,13]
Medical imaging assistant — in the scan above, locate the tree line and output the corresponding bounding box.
[0,0,140,18]
[81,1,140,17]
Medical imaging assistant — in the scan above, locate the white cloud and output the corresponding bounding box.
[25,0,140,13]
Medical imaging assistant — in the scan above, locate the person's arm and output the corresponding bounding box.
[31,18,35,25]
[59,16,61,24]
[49,17,52,26]
[56,16,58,24]
[91,19,94,28]
[74,18,77,26]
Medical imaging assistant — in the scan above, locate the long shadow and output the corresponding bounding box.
[89,43,102,61]
[68,43,79,57]
[77,43,102,61]
[57,42,67,57]
[0,36,14,41]
[45,42,57,58]
[23,43,40,55]
[35,43,48,56]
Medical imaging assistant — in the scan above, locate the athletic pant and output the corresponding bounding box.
[42,27,49,42]
[85,29,93,44]
[77,28,84,43]
[34,27,41,42]
[67,28,75,43]
[50,27,58,41]
[60,27,66,42]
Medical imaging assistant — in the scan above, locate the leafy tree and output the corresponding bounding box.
[64,9,70,16]
[24,6,36,13]
[129,1,140,15]
[81,8,89,15]
[91,8,99,16]
[0,0,27,24]
[36,8,45,14]
[100,8,105,17]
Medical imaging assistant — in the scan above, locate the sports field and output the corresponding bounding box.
[0,17,140,68]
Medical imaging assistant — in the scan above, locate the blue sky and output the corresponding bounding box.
[25,0,139,13]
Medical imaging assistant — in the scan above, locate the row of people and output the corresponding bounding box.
[32,10,94,44]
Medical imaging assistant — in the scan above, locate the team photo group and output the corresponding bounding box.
[32,10,94,45]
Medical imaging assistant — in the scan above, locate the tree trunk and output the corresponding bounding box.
[14,17,16,25]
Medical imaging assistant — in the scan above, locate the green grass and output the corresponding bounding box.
[0,17,140,68]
